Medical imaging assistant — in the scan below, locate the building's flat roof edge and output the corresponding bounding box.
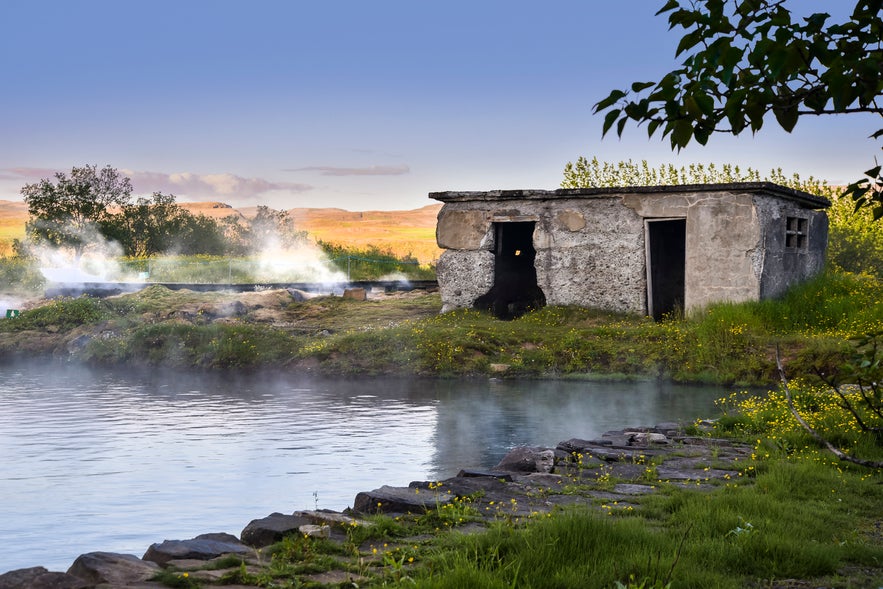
[429,182,831,209]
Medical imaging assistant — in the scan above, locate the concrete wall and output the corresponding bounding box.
[623,190,764,310]
[433,185,828,316]
[436,197,647,313]
[754,195,828,299]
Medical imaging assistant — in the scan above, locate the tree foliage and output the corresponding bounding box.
[561,155,832,192]
[594,0,883,216]
[102,192,185,258]
[22,164,133,258]
[224,205,308,254]
[563,155,767,187]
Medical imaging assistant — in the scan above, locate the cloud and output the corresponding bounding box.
[0,167,62,182]
[286,164,411,177]
[125,170,313,200]
[1,167,313,201]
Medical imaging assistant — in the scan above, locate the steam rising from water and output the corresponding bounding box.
[24,225,142,284]
[254,239,346,284]
[26,215,349,286]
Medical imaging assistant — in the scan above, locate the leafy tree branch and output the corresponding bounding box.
[594,0,883,217]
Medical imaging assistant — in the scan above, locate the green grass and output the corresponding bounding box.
[313,378,881,588]
[249,454,882,589]
[0,257,44,292]
[86,321,304,369]
[318,241,437,281]
[0,296,111,331]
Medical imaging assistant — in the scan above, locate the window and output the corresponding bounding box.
[785,216,807,249]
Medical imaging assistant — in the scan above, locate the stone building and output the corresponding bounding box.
[430,183,829,319]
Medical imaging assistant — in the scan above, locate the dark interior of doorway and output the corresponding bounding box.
[474,221,546,320]
[647,219,685,321]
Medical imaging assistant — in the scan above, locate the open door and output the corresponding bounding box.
[646,219,686,320]
[474,221,546,319]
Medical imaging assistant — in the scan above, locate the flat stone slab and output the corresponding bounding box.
[656,466,739,481]
[556,439,665,462]
[353,485,453,514]
[612,483,658,495]
[295,509,370,528]
[67,552,160,585]
[410,476,512,498]
[456,469,514,481]
[143,533,249,566]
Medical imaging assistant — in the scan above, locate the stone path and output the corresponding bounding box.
[0,422,754,589]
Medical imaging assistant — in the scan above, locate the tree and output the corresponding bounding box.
[594,0,883,216]
[225,206,307,253]
[175,213,230,256]
[21,165,133,258]
[102,192,188,258]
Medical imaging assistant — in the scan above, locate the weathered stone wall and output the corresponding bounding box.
[435,249,495,313]
[432,184,829,316]
[435,197,648,313]
[534,198,646,312]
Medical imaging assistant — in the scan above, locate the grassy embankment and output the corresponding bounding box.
[0,268,880,387]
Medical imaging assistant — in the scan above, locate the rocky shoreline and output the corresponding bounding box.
[0,422,752,589]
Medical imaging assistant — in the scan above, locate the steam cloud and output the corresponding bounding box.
[23,224,141,284]
[250,231,346,285]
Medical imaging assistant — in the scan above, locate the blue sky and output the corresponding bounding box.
[1,0,876,210]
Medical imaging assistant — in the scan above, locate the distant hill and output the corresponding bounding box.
[0,200,442,263]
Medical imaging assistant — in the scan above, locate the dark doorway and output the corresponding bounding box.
[474,221,546,319]
[646,219,686,320]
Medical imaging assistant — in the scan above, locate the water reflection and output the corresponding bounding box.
[0,362,731,572]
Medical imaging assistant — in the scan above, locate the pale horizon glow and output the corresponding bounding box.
[1,1,876,212]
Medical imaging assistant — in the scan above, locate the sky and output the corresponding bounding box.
[0,0,877,211]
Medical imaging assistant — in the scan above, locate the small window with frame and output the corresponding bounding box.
[785,216,808,249]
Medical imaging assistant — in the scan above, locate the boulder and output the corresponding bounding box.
[142,532,249,566]
[67,552,159,585]
[494,446,555,473]
[0,567,90,589]
[352,485,453,514]
[240,512,313,548]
